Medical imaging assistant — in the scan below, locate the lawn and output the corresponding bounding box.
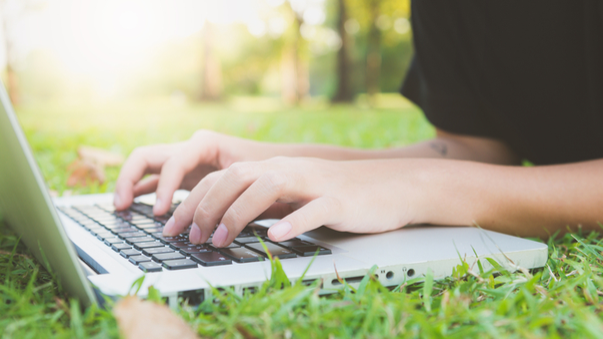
[1,96,603,338]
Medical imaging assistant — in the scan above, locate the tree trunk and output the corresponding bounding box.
[332,0,353,103]
[200,22,222,101]
[1,6,20,105]
[6,63,19,105]
[365,0,381,105]
[281,14,308,105]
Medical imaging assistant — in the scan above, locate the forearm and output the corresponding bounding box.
[271,134,519,165]
[417,159,603,238]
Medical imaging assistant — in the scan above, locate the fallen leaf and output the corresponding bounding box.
[114,296,198,339]
[66,159,105,187]
[78,146,124,167]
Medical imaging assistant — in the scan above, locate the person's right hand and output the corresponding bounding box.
[113,130,280,216]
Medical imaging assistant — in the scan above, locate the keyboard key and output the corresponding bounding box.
[139,262,163,273]
[288,245,332,257]
[115,211,134,220]
[169,241,195,249]
[95,231,114,240]
[245,242,297,259]
[129,255,152,265]
[154,234,188,244]
[218,247,263,263]
[102,221,132,229]
[117,231,147,239]
[152,252,186,262]
[154,215,171,224]
[120,249,142,258]
[234,237,261,244]
[162,259,197,270]
[110,226,137,233]
[210,243,240,250]
[179,246,212,255]
[87,226,106,234]
[133,242,165,251]
[141,227,164,234]
[245,223,269,237]
[142,247,173,256]
[134,222,162,229]
[111,243,132,252]
[274,239,311,248]
[190,252,232,266]
[103,237,124,246]
[125,236,155,245]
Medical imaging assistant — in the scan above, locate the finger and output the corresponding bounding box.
[163,170,225,237]
[267,197,341,242]
[256,202,294,220]
[192,162,264,245]
[132,175,160,197]
[114,145,173,210]
[211,170,292,247]
[153,136,216,215]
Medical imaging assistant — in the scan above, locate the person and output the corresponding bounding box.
[114,0,603,248]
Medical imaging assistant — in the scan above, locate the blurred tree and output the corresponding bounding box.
[342,0,411,103]
[332,0,353,102]
[0,0,21,105]
[365,0,381,103]
[281,1,309,105]
[200,21,223,101]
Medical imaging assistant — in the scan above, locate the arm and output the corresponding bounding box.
[115,129,519,215]
[167,156,603,246]
[252,129,520,165]
[415,158,603,238]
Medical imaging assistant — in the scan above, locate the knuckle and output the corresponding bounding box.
[174,200,194,221]
[194,204,212,222]
[227,162,250,179]
[130,146,149,159]
[191,129,216,142]
[261,171,287,192]
[224,205,245,227]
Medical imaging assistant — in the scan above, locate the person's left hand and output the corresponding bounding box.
[162,156,429,247]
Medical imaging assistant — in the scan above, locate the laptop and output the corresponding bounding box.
[0,81,548,308]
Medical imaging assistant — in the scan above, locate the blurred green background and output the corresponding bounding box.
[1,0,433,195]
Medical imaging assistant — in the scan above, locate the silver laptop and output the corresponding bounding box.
[0,81,548,308]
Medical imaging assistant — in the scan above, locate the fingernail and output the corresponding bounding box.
[189,223,201,243]
[162,217,176,236]
[212,223,229,247]
[269,221,292,240]
[153,198,162,215]
[113,193,121,208]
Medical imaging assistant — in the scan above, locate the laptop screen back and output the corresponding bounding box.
[0,81,95,306]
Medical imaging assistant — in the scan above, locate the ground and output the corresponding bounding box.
[1,96,602,338]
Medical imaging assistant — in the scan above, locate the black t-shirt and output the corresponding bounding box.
[401,0,603,165]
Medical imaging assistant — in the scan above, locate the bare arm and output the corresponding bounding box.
[414,158,603,238]
[253,129,520,165]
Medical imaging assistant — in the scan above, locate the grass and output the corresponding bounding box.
[2,96,603,338]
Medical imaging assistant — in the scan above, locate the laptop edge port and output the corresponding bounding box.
[178,289,205,306]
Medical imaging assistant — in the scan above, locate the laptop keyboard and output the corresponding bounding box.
[57,202,331,273]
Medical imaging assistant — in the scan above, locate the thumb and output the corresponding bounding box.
[267,197,341,242]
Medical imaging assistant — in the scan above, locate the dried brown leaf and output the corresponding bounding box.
[78,146,124,167]
[114,296,198,339]
[66,159,105,187]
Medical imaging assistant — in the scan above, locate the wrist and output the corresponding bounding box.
[408,159,491,227]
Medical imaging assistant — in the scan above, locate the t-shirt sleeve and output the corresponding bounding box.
[400,0,499,139]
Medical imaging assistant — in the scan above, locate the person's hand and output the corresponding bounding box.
[114,130,281,214]
[163,157,429,247]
